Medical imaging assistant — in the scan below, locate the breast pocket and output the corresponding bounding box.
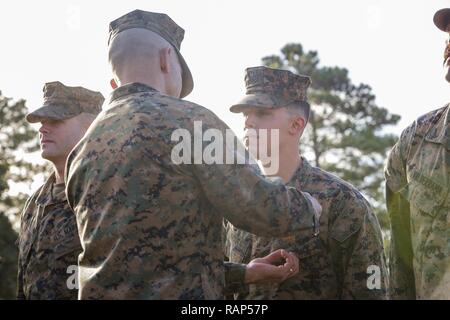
[276,236,336,299]
[404,133,450,216]
[50,210,82,263]
[401,171,448,218]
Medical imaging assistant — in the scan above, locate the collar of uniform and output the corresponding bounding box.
[35,173,66,206]
[287,156,313,188]
[424,103,450,149]
[109,82,158,103]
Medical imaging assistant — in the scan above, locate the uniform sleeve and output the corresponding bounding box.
[223,262,248,296]
[386,186,416,299]
[192,117,320,238]
[385,125,415,193]
[384,127,416,299]
[223,220,251,296]
[339,205,389,300]
[16,196,33,300]
[16,258,25,300]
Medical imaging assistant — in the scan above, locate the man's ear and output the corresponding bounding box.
[110,79,118,89]
[159,47,172,74]
[289,116,306,136]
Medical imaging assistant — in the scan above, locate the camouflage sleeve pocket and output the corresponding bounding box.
[400,172,448,217]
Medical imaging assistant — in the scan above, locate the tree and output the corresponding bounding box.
[0,211,18,299]
[262,44,400,232]
[0,90,47,299]
[0,91,45,219]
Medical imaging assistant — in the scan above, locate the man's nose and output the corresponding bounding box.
[39,122,50,134]
[244,114,255,129]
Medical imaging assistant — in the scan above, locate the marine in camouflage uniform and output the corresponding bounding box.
[17,82,104,299]
[224,66,388,300]
[65,10,321,300]
[384,8,450,300]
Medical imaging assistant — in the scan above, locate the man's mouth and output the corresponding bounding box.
[40,139,54,145]
[243,131,258,144]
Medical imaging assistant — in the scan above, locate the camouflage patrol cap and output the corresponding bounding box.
[26,81,104,123]
[230,66,311,113]
[434,8,450,32]
[108,9,194,98]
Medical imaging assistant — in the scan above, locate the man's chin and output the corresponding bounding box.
[41,150,56,162]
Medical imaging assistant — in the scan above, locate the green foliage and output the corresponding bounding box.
[0,91,43,217]
[0,90,48,299]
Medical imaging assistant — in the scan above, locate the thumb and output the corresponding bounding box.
[263,249,287,265]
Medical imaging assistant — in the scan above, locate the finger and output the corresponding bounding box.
[279,253,295,273]
[279,252,298,278]
[263,249,286,264]
[280,250,296,267]
[289,252,299,274]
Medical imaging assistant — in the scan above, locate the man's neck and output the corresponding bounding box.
[53,162,65,184]
[263,149,302,183]
[118,74,167,96]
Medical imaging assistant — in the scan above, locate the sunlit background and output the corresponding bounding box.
[0,0,449,300]
[0,0,449,192]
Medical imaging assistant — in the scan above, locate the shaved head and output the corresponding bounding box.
[108,28,182,97]
[286,102,310,124]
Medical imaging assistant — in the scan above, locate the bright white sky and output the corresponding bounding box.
[1,0,449,195]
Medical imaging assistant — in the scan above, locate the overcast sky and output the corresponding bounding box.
[1,0,449,194]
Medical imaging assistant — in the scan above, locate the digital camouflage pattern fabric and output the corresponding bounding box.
[230,66,311,113]
[225,158,389,300]
[385,104,450,300]
[65,83,321,300]
[17,173,81,300]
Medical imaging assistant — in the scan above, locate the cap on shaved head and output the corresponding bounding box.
[108,10,193,97]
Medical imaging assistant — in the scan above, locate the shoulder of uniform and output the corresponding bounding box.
[310,166,369,205]
[391,105,448,154]
[328,191,371,243]
[333,182,371,217]
[126,93,225,128]
[20,183,45,220]
[309,167,371,242]
[28,183,45,202]
[416,104,448,123]
[162,96,230,132]
[410,105,449,138]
